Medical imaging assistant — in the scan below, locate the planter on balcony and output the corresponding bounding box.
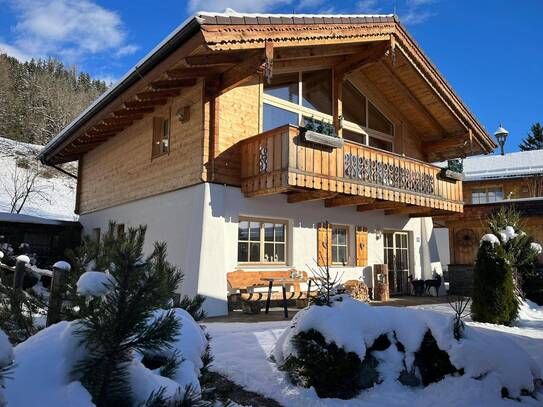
[439,168,464,182]
[303,130,344,149]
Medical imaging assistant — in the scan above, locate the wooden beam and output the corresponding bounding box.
[385,206,431,216]
[357,201,405,212]
[334,41,389,77]
[113,107,154,117]
[379,61,448,135]
[136,89,180,100]
[324,196,375,208]
[150,78,197,90]
[92,124,125,132]
[184,52,246,66]
[124,99,167,108]
[422,134,470,155]
[275,44,373,61]
[166,66,225,79]
[287,190,336,204]
[86,130,117,137]
[218,49,269,95]
[409,210,453,218]
[102,116,141,125]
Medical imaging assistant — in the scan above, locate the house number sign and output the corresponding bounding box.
[344,152,435,195]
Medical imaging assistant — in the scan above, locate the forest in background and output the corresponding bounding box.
[0,53,108,146]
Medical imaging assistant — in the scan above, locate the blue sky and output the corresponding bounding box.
[0,0,541,153]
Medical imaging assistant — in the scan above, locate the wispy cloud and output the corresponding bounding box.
[1,0,138,62]
[188,0,293,14]
[400,0,437,25]
[356,0,382,14]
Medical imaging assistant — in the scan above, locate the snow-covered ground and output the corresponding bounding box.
[205,301,543,407]
[0,136,77,220]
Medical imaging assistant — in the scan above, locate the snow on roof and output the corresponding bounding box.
[197,9,394,19]
[436,150,543,182]
[0,212,79,226]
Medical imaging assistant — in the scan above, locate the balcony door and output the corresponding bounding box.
[383,232,410,295]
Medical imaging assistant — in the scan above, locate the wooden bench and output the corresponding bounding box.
[227,270,312,316]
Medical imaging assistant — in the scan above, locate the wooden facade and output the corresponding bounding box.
[38,13,495,215]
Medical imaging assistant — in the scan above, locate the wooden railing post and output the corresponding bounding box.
[46,261,71,327]
[11,255,29,312]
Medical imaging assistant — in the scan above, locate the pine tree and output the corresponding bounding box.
[72,223,187,406]
[487,206,541,301]
[471,239,518,324]
[519,122,543,151]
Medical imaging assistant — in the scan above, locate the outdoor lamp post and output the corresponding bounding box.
[494,124,509,156]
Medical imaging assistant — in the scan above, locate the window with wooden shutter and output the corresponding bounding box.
[152,117,170,158]
[355,227,368,267]
[317,222,332,266]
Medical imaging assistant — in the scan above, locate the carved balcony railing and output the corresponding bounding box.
[240,124,463,213]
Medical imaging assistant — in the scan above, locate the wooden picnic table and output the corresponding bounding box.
[260,277,305,318]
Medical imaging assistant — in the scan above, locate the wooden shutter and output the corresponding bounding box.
[355,226,368,267]
[317,222,332,266]
[152,117,164,157]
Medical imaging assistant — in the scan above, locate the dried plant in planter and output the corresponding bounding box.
[448,294,470,340]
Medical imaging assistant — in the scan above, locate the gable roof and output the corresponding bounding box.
[38,10,495,165]
[461,150,543,181]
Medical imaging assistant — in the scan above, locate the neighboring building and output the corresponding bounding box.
[0,213,81,267]
[435,150,543,292]
[37,12,495,315]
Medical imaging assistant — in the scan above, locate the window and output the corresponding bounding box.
[302,70,332,115]
[263,69,332,132]
[117,224,125,238]
[331,226,348,265]
[152,117,170,158]
[369,135,393,152]
[471,187,503,204]
[238,219,287,263]
[263,104,299,132]
[262,73,393,151]
[342,81,366,127]
[263,72,299,103]
[91,228,101,244]
[343,128,366,145]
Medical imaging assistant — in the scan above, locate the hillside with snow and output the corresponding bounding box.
[0,137,77,221]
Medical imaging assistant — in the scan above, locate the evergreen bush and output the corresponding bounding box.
[471,239,518,324]
[281,328,365,399]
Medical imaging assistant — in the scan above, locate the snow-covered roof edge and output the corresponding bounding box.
[434,150,543,182]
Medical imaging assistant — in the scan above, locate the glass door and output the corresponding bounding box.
[383,232,410,295]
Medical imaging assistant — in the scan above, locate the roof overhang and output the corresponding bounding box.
[38,11,496,165]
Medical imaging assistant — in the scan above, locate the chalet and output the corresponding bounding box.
[435,149,543,293]
[38,11,495,316]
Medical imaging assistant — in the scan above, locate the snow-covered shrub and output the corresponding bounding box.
[280,328,366,399]
[472,239,518,324]
[0,329,14,406]
[273,296,541,400]
[4,309,207,406]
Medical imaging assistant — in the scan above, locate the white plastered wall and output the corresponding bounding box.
[79,182,442,316]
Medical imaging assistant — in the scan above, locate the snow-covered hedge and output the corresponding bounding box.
[5,308,207,406]
[273,296,541,400]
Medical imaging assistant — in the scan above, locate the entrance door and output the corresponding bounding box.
[383,232,410,295]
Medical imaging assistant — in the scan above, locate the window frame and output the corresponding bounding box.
[471,186,504,204]
[262,72,394,152]
[152,115,171,159]
[237,217,288,265]
[330,224,349,266]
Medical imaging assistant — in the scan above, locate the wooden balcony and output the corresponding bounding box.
[240,125,463,215]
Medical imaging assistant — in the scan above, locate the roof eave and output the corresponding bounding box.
[38,17,202,165]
